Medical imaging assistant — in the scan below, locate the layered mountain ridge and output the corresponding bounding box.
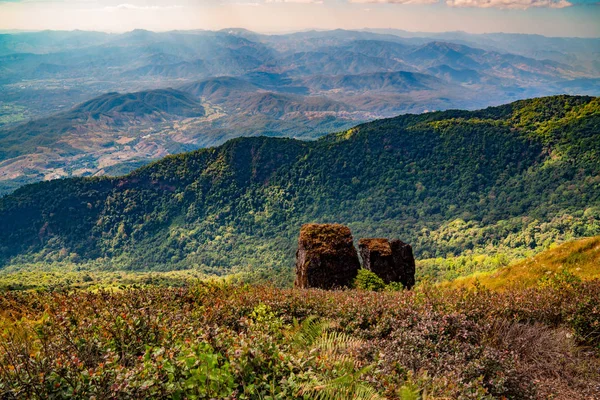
[1,95,598,281]
[1,29,598,195]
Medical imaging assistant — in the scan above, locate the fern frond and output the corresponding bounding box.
[298,373,383,400]
[398,384,421,400]
[313,331,365,368]
[314,331,362,353]
[296,364,381,400]
[287,316,381,399]
[290,315,328,349]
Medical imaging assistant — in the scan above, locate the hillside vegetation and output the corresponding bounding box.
[0,88,205,162]
[74,89,206,118]
[1,280,599,398]
[0,95,599,282]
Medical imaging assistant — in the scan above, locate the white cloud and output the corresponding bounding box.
[350,0,572,6]
[445,0,572,8]
[349,0,438,4]
[104,3,183,11]
[265,0,324,3]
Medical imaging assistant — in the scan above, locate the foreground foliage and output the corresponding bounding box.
[1,281,599,399]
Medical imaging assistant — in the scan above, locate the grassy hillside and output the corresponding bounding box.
[0,95,598,282]
[444,235,600,290]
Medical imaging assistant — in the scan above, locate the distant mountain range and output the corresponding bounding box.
[0,29,598,195]
[1,95,598,279]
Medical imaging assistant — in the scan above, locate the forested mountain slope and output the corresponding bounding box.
[0,95,598,278]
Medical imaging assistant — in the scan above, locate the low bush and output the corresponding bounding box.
[0,280,599,398]
[354,269,386,292]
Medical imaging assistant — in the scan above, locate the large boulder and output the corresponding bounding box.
[294,223,360,289]
[359,238,415,289]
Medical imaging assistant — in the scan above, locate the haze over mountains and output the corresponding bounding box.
[0,28,599,195]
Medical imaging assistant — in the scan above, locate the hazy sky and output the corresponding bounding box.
[0,0,599,37]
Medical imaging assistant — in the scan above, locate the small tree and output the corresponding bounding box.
[354,269,386,292]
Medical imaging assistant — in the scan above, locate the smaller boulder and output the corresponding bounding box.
[390,239,416,289]
[359,238,397,284]
[295,223,360,289]
[359,238,416,289]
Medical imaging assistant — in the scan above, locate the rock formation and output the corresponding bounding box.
[294,223,360,289]
[358,238,396,282]
[390,239,416,289]
[359,238,415,289]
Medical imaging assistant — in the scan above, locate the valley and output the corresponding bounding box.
[1,29,599,195]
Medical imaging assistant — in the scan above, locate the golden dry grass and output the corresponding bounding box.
[443,236,600,290]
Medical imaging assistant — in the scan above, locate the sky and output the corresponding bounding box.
[0,0,599,37]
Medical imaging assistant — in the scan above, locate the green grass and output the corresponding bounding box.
[0,262,213,292]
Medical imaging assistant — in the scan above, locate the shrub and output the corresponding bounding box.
[354,269,386,292]
[0,281,599,398]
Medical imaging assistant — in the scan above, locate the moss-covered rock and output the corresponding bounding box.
[391,239,416,289]
[359,238,415,289]
[294,223,360,289]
